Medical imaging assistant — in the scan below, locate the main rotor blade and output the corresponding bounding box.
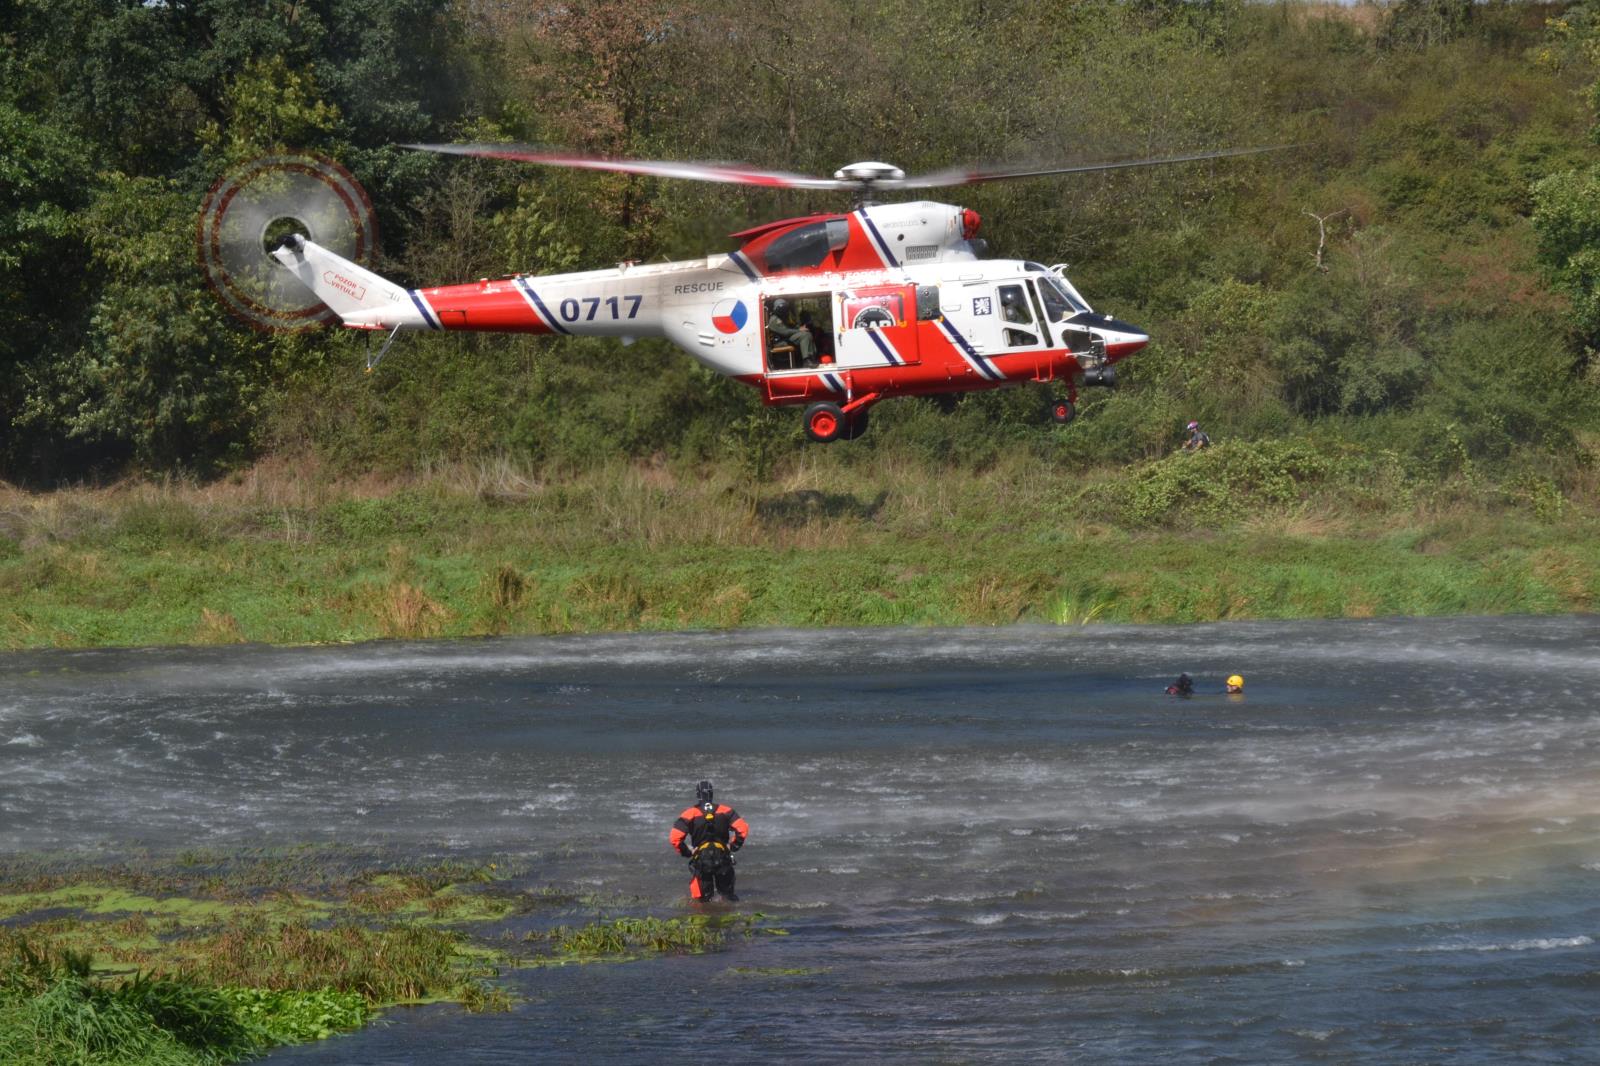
[896,145,1293,189]
[403,143,851,190]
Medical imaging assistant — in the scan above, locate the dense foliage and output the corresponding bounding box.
[3,0,1599,484]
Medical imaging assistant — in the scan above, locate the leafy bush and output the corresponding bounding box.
[1083,439,1339,527]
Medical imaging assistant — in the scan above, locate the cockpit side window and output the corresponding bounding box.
[1041,273,1089,316]
[1038,277,1075,322]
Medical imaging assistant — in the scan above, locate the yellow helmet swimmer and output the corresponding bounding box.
[1226,675,1245,693]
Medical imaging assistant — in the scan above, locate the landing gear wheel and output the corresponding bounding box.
[804,401,846,443]
[1049,398,1077,425]
[841,408,870,441]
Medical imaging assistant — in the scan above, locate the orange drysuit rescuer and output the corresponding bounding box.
[670,781,749,901]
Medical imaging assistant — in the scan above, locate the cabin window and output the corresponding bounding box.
[761,219,850,272]
[997,283,1037,347]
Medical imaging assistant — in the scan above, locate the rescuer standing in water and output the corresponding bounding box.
[669,781,750,902]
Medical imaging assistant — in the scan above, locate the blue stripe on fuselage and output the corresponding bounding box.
[409,290,441,330]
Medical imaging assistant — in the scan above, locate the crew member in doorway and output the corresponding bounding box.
[669,780,749,902]
[1182,420,1210,451]
[767,298,817,365]
[1166,673,1195,697]
[799,309,833,364]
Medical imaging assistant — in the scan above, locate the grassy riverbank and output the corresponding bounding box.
[1,441,1595,651]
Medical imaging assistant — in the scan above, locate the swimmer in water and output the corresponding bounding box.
[1165,673,1194,697]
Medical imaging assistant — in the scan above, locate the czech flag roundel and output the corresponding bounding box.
[711,299,748,335]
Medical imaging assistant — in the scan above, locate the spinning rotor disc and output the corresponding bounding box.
[404,143,1289,204]
[196,154,377,331]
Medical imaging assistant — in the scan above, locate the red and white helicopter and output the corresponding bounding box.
[272,145,1272,442]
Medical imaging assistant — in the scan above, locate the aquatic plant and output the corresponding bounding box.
[215,986,367,1043]
[534,913,774,960]
[0,852,526,1060]
[186,920,475,1003]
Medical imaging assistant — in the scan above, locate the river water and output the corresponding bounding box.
[3,617,1600,1062]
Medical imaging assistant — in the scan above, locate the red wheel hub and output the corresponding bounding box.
[811,411,838,437]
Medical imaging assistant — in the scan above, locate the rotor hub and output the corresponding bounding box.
[832,161,905,184]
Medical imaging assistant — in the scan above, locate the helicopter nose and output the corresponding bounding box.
[1068,312,1149,361]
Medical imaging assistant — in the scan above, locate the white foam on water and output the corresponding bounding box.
[1478,936,1593,952]
[910,891,1012,904]
[1416,935,1593,954]
[5,734,41,747]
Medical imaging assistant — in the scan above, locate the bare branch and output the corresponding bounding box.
[1303,208,1351,272]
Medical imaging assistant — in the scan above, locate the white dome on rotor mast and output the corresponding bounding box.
[833,161,906,183]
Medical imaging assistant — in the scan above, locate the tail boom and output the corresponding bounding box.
[270,234,672,338]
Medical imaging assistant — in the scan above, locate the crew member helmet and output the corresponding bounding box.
[696,780,714,804]
[772,298,789,314]
[1187,421,1199,430]
[1226,675,1244,690]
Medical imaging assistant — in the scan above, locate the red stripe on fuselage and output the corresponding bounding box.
[755,335,1078,406]
[411,280,560,333]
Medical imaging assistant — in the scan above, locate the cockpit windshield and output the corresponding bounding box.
[1038,273,1088,321]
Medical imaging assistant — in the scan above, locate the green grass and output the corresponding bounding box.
[0,851,788,1061]
[0,853,523,1063]
[0,445,1594,649]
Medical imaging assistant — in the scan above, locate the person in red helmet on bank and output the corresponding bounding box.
[1182,420,1210,451]
[669,781,750,902]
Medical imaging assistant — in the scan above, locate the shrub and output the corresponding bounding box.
[1084,439,1338,527]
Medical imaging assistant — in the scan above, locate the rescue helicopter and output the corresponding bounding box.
[271,145,1276,442]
